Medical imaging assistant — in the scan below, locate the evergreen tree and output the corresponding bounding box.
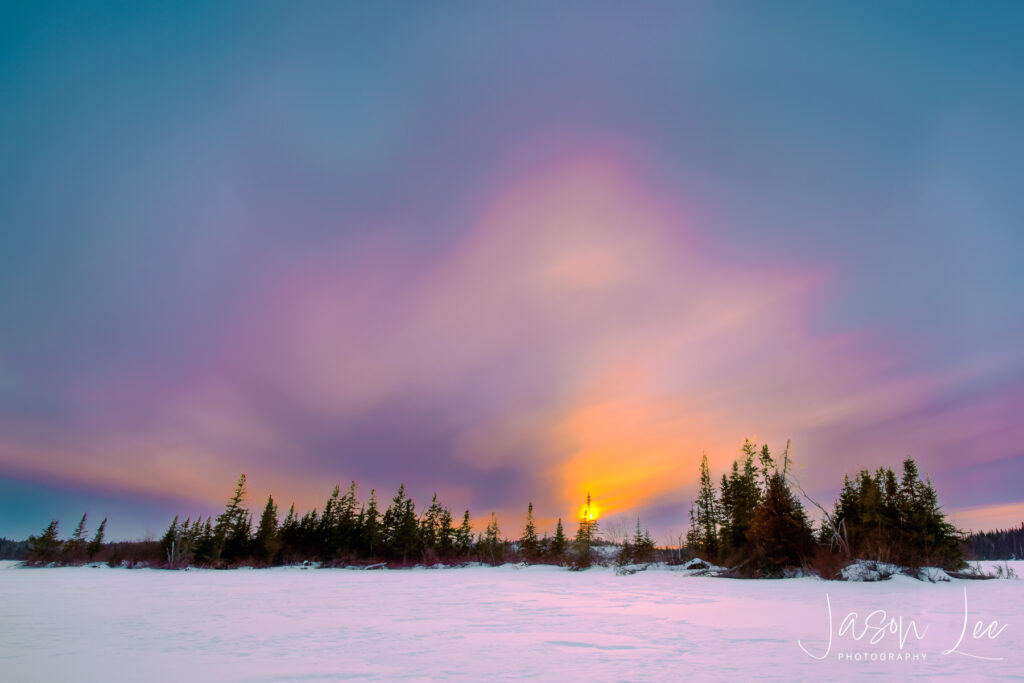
[279,504,299,561]
[86,518,106,560]
[455,510,474,557]
[193,517,217,565]
[27,520,62,564]
[298,509,319,558]
[748,471,814,574]
[419,493,445,557]
[549,518,568,562]
[483,512,503,565]
[572,494,598,568]
[758,443,774,493]
[253,495,280,564]
[319,484,342,558]
[361,490,382,558]
[687,453,719,560]
[520,502,539,561]
[214,474,250,563]
[383,484,420,563]
[336,481,359,557]
[718,445,761,561]
[620,517,657,565]
[437,507,455,559]
[631,518,656,563]
[897,458,962,568]
[64,513,88,563]
[161,515,180,564]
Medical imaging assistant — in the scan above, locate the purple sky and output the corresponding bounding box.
[2,3,1023,539]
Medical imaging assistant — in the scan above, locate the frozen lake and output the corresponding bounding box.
[1,560,1021,681]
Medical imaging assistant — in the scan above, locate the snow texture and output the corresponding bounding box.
[1,560,1021,681]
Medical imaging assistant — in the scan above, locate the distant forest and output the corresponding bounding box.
[15,440,1021,576]
[965,524,1024,561]
[0,537,29,561]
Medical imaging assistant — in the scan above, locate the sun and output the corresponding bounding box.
[578,502,600,522]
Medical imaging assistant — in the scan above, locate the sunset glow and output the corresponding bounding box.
[1,4,1022,540]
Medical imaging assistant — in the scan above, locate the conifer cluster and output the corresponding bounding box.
[684,440,964,575]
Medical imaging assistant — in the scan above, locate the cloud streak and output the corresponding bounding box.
[6,150,1018,535]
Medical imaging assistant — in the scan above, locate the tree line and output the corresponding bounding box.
[685,439,965,576]
[25,477,655,570]
[965,523,1024,561]
[21,439,1001,575]
[0,537,29,560]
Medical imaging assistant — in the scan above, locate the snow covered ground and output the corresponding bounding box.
[1,560,1021,682]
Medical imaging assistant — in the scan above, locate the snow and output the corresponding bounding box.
[841,560,904,582]
[1,560,1021,681]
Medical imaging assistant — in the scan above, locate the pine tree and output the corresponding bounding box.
[419,493,445,557]
[64,513,88,563]
[279,504,299,561]
[896,458,962,568]
[758,443,774,493]
[298,509,319,558]
[214,473,250,563]
[161,515,180,565]
[455,510,474,557]
[86,518,106,560]
[320,484,342,559]
[520,503,539,561]
[362,490,382,558]
[193,517,217,565]
[572,494,598,568]
[550,518,568,562]
[27,520,62,564]
[687,453,719,560]
[483,512,502,565]
[718,445,761,561]
[383,484,420,563]
[437,507,455,559]
[748,471,814,574]
[336,481,359,556]
[627,518,656,563]
[253,495,280,564]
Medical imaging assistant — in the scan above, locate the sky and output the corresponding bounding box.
[2,3,1023,541]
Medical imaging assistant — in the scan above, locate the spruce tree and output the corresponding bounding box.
[337,481,359,556]
[748,471,814,574]
[193,517,217,565]
[483,512,502,565]
[383,484,420,563]
[627,518,656,564]
[161,515,180,565]
[214,474,250,563]
[520,503,539,561]
[362,490,382,558]
[455,510,474,557]
[718,446,761,561]
[437,507,455,559]
[64,513,88,563]
[254,495,280,564]
[279,504,299,561]
[550,518,568,562]
[86,518,106,560]
[320,484,342,559]
[758,443,774,493]
[572,494,598,568]
[419,493,445,557]
[688,453,719,560]
[27,520,62,564]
